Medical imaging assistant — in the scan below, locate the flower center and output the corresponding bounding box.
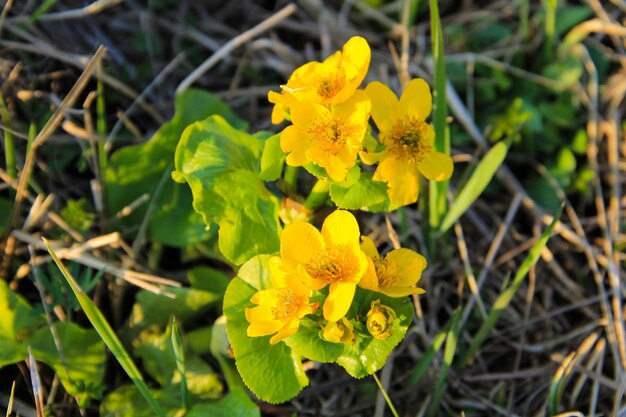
[271,289,307,321]
[316,69,345,101]
[383,116,432,163]
[373,258,400,288]
[307,115,353,155]
[304,245,357,283]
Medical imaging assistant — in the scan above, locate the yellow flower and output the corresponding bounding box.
[280,90,370,181]
[245,257,318,345]
[363,79,454,208]
[321,317,354,343]
[366,300,396,340]
[268,36,371,123]
[359,236,426,297]
[280,210,368,322]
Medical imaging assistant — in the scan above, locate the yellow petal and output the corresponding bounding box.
[375,160,420,208]
[268,256,288,289]
[382,286,426,297]
[245,305,274,322]
[324,155,351,182]
[247,320,283,337]
[250,289,279,306]
[281,221,325,265]
[360,150,385,165]
[341,36,371,81]
[364,81,399,133]
[385,248,427,287]
[334,90,371,124]
[324,282,356,321]
[358,255,379,292]
[281,126,312,166]
[322,50,342,67]
[269,319,300,345]
[321,210,361,249]
[387,173,420,208]
[399,78,432,121]
[359,236,380,261]
[373,154,407,184]
[417,151,454,181]
[290,100,329,128]
[297,301,319,319]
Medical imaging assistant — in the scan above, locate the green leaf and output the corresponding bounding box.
[259,134,285,181]
[329,170,388,210]
[187,266,229,294]
[210,316,261,416]
[335,290,413,378]
[133,324,223,400]
[440,139,510,232]
[125,286,223,341]
[223,255,308,403]
[186,389,260,417]
[29,322,106,405]
[285,318,344,363]
[173,116,281,264]
[45,239,167,417]
[555,6,593,37]
[105,89,245,247]
[60,198,95,233]
[0,279,44,367]
[100,385,183,417]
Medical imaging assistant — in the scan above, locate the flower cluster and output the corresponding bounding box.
[245,210,426,345]
[269,36,453,208]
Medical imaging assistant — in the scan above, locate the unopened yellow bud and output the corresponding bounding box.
[321,317,354,343]
[366,300,396,340]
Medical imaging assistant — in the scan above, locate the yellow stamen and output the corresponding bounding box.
[304,245,358,283]
[307,116,357,155]
[383,116,432,163]
[373,258,400,288]
[316,69,346,100]
[271,289,308,321]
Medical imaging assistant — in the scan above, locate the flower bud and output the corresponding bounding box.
[366,300,396,340]
[321,317,354,343]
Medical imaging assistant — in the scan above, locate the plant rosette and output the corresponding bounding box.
[223,210,418,403]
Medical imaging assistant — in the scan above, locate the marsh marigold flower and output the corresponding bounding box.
[359,236,426,297]
[363,79,453,208]
[321,317,355,344]
[245,257,318,345]
[268,36,371,123]
[280,90,371,181]
[279,210,368,322]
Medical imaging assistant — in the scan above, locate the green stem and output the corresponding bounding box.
[428,0,450,243]
[373,372,400,417]
[0,94,16,180]
[303,179,330,210]
[283,165,299,194]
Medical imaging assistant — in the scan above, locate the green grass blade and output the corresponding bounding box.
[428,0,449,232]
[460,206,563,367]
[425,308,461,417]
[407,314,452,386]
[0,94,16,180]
[43,238,166,417]
[29,0,59,23]
[439,139,511,233]
[170,318,190,411]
